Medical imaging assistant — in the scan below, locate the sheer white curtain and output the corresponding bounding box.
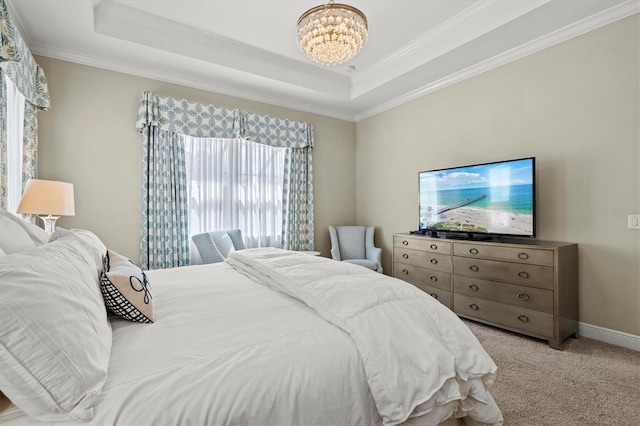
[183,136,286,248]
[4,73,25,213]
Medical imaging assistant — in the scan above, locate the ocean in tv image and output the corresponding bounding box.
[419,158,534,236]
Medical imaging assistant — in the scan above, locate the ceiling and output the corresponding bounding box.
[7,0,638,121]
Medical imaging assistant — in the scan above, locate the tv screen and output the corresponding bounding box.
[419,157,535,238]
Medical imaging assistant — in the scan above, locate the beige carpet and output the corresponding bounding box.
[464,320,640,426]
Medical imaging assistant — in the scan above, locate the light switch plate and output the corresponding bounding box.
[629,214,640,230]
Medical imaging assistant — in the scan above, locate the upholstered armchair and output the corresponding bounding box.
[328,226,383,273]
[191,229,246,264]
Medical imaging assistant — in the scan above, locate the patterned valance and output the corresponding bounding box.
[136,92,314,149]
[0,0,50,109]
[136,92,240,139]
[242,112,314,148]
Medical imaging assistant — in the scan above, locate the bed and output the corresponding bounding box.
[0,211,503,425]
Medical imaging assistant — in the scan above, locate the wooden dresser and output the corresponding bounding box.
[393,233,578,349]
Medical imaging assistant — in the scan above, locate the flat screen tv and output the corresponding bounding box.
[418,157,535,239]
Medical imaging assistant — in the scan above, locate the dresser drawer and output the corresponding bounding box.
[453,256,554,289]
[394,262,451,291]
[393,236,451,254]
[453,275,553,313]
[410,283,452,309]
[394,247,451,273]
[454,294,554,338]
[453,242,554,266]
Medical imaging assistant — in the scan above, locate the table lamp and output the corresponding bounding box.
[17,179,75,234]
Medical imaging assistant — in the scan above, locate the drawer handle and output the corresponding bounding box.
[403,253,409,259]
[430,276,438,282]
[518,271,529,279]
[430,244,438,250]
[469,303,479,310]
[517,293,529,301]
[469,265,479,272]
[402,240,409,246]
[430,258,438,265]
[468,284,479,291]
[469,248,479,255]
[402,269,409,275]
[517,315,529,323]
[430,293,438,300]
[518,252,529,260]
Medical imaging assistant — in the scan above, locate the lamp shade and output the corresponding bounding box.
[17,179,75,216]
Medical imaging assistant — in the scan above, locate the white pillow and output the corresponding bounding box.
[0,215,36,254]
[0,233,112,421]
[0,209,49,246]
[50,228,107,279]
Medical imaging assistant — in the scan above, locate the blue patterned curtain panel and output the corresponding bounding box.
[139,127,190,270]
[0,73,6,209]
[0,0,49,210]
[281,147,314,251]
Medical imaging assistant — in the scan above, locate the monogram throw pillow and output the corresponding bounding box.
[100,250,154,323]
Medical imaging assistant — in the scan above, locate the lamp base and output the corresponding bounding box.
[39,215,60,235]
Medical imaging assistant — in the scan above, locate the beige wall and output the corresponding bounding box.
[35,56,356,262]
[355,15,640,335]
[35,14,638,336]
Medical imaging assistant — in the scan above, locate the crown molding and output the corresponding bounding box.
[355,1,640,121]
[29,44,357,122]
[93,1,350,97]
[351,0,550,98]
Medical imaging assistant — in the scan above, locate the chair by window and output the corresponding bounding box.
[328,226,382,273]
[191,229,246,264]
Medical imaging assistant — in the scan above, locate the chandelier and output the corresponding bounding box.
[296,0,368,66]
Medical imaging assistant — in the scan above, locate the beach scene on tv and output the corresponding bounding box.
[419,159,534,236]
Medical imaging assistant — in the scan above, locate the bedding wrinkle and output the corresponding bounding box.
[2,304,87,399]
[227,248,502,426]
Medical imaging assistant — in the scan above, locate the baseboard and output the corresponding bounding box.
[579,322,640,351]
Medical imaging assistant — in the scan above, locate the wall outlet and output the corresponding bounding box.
[629,214,640,230]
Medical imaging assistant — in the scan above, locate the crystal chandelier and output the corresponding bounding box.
[296,0,368,66]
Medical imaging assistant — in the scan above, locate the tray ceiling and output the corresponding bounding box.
[7,0,638,121]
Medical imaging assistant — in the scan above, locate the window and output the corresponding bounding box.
[4,73,26,213]
[183,136,286,248]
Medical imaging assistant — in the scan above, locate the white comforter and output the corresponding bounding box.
[5,249,502,426]
[227,248,503,426]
